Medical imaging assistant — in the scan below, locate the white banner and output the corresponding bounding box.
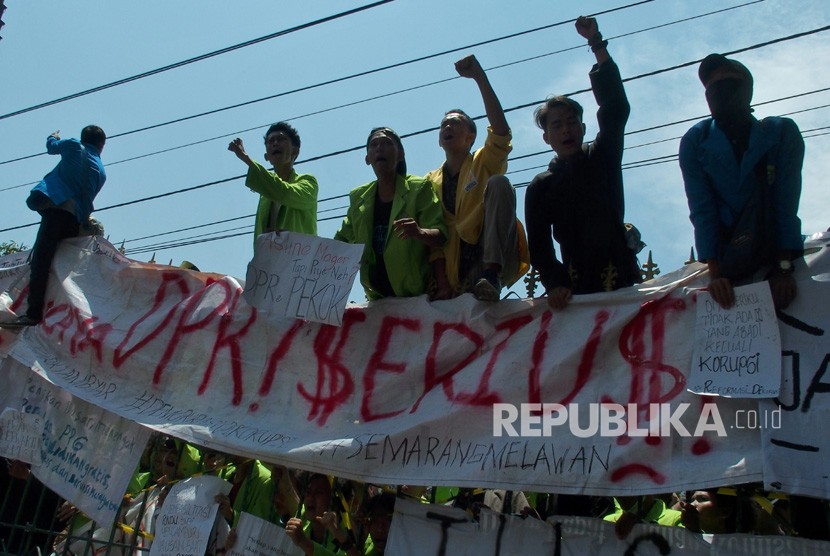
[385,501,830,555]
[243,232,362,326]
[0,358,151,525]
[759,234,830,498]
[1,234,829,498]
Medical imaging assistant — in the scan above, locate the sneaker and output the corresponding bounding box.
[473,271,501,302]
[0,315,40,329]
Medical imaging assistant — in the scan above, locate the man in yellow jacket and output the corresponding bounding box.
[426,55,528,301]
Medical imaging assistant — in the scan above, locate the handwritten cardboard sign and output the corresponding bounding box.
[243,231,362,326]
[150,475,232,556]
[0,248,30,296]
[226,512,303,556]
[17,369,152,525]
[688,282,781,397]
[0,407,42,465]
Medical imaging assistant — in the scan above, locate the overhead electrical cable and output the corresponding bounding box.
[125,118,830,255]
[0,0,396,122]
[2,26,828,236]
[0,0,656,167]
[1,88,825,237]
[100,0,768,171]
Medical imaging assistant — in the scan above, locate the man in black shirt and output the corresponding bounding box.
[525,16,639,309]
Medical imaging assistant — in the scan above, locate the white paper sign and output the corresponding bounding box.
[0,249,30,303]
[0,407,42,464]
[12,369,153,526]
[243,232,362,326]
[689,283,781,397]
[227,512,303,556]
[150,475,232,556]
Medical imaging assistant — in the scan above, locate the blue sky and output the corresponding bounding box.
[1,0,827,302]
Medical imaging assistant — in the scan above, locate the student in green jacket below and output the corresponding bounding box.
[335,127,446,300]
[228,121,319,240]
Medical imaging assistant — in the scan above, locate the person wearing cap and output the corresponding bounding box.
[426,55,528,302]
[680,54,804,310]
[525,16,641,310]
[335,127,446,301]
[227,121,318,241]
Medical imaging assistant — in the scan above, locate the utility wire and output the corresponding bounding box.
[2,89,827,237]
[3,26,828,236]
[124,121,830,255]
[0,0,655,167]
[3,20,826,196]
[105,0,652,140]
[0,1,396,123]
[106,0,768,170]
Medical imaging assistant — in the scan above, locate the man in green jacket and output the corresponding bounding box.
[335,127,446,300]
[228,122,318,240]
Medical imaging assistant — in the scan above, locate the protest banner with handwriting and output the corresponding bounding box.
[243,231,362,326]
[0,407,42,465]
[1,234,829,498]
[689,282,781,397]
[0,359,151,525]
[387,500,830,555]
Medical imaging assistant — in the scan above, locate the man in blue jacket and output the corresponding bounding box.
[3,125,107,328]
[680,55,804,310]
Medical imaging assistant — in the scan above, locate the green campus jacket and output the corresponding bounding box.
[335,174,446,301]
[246,161,318,240]
[228,460,275,527]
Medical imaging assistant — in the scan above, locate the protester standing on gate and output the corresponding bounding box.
[680,54,804,310]
[228,121,319,240]
[335,127,445,301]
[525,16,640,310]
[426,55,528,302]
[2,125,107,329]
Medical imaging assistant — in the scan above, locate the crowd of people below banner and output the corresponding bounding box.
[2,432,830,556]
[0,14,806,330]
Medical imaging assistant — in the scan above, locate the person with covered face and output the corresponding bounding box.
[335,127,446,300]
[680,54,804,310]
[524,16,641,310]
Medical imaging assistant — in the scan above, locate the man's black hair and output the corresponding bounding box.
[534,96,584,129]
[264,121,301,149]
[365,491,396,517]
[442,108,477,136]
[80,125,106,149]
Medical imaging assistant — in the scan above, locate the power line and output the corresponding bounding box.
[125,118,830,256]
[105,0,653,141]
[0,0,655,167]
[0,1,396,123]
[3,25,828,237]
[122,122,830,256]
[2,89,826,238]
[105,0,767,171]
